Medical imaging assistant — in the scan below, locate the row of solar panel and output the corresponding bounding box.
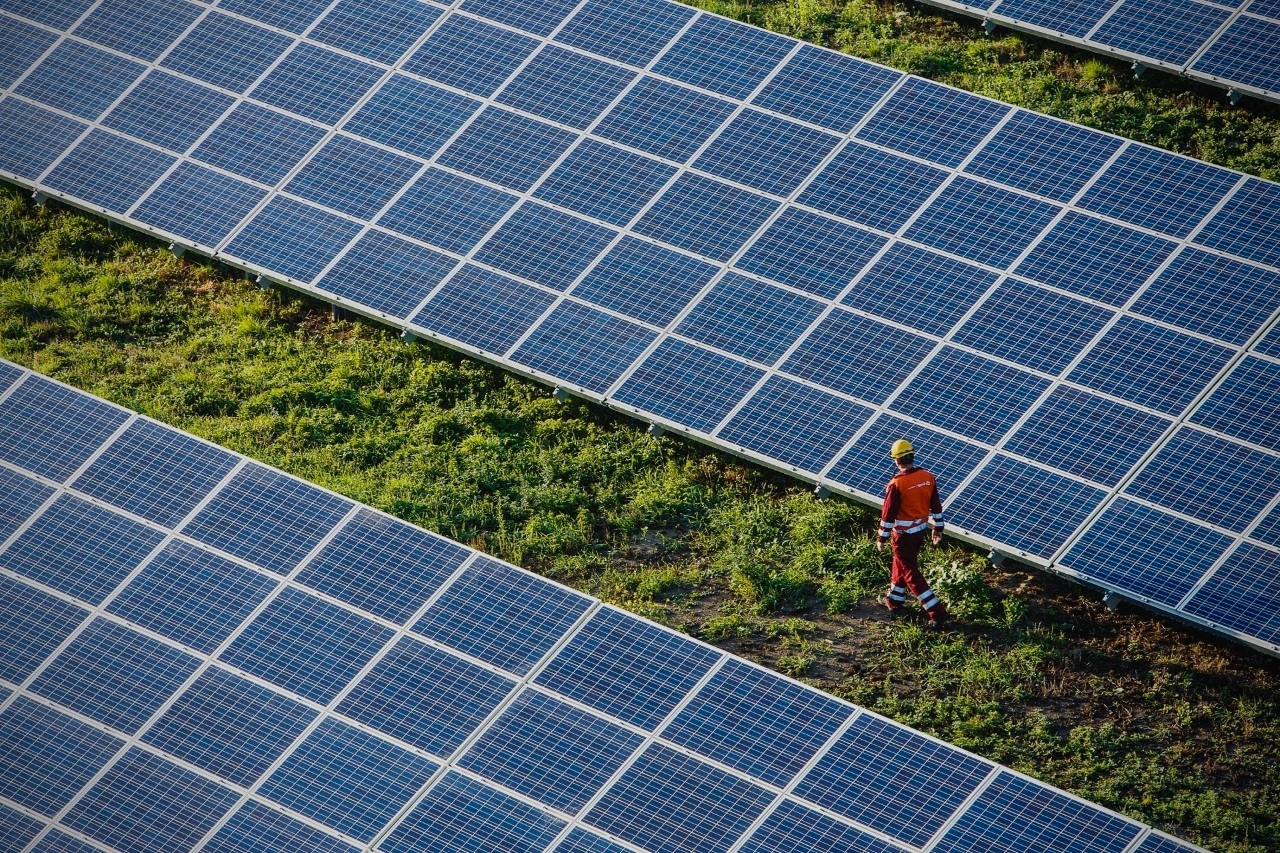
[916,0,1280,102]
[0,364,1201,852]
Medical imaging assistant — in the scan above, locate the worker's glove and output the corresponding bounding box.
[876,538,886,552]
[931,531,943,546]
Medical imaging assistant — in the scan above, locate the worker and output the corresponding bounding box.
[876,439,948,627]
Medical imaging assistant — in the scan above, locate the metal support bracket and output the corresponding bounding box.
[982,18,997,35]
[168,242,185,259]
[1131,61,1146,78]
[813,485,831,499]
[987,549,1007,568]
[1103,590,1123,611]
[32,191,48,207]
[255,275,272,292]
[552,387,569,403]
[400,330,417,345]
[647,423,665,438]
[1227,88,1243,105]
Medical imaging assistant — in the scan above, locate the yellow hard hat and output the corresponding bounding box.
[890,439,914,459]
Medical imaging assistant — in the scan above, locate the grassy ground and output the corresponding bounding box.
[3,2,1280,850]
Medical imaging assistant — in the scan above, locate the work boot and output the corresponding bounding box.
[884,595,903,613]
[926,603,949,629]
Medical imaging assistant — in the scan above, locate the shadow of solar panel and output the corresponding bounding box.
[739,798,904,853]
[677,273,825,365]
[224,196,364,283]
[499,45,636,130]
[0,100,86,181]
[475,203,617,290]
[404,13,539,96]
[260,716,438,842]
[1133,248,1280,346]
[557,0,696,67]
[984,0,1115,36]
[511,300,657,392]
[316,229,456,318]
[458,689,643,813]
[311,0,442,64]
[253,43,383,126]
[160,11,292,92]
[0,0,94,28]
[219,0,332,34]
[794,713,991,846]
[380,167,517,254]
[636,173,779,262]
[144,667,317,786]
[738,207,886,300]
[719,375,874,472]
[347,75,480,160]
[615,337,765,432]
[64,747,241,853]
[695,109,841,197]
[535,606,721,729]
[286,135,420,219]
[1066,316,1235,415]
[439,107,578,192]
[798,141,949,233]
[907,177,1061,269]
[966,111,1120,202]
[0,14,55,88]
[412,264,556,353]
[0,464,53,541]
[894,347,1050,445]
[1078,145,1237,237]
[73,0,200,62]
[753,43,902,133]
[664,657,850,787]
[857,77,1009,167]
[31,618,200,733]
[0,697,122,815]
[573,236,718,326]
[651,14,793,100]
[535,139,676,227]
[134,163,267,250]
[782,308,935,403]
[594,76,737,163]
[1190,355,1280,452]
[559,828,634,853]
[44,130,175,214]
[1091,0,1230,65]
[1184,543,1280,645]
[843,242,997,336]
[193,102,328,186]
[1196,177,1280,270]
[936,771,1141,853]
[205,800,358,853]
[382,770,566,853]
[107,539,276,653]
[1059,498,1232,605]
[0,375,128,481]
[826,413,993,499]
[182,462,353,575]
[15,39,145,119]
[336,636,514,755]
[586,743,775,853]
[221,587,394,704]
[32,829,102,853]
[0,574,85,684]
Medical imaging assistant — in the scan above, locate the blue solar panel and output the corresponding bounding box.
[534,606,721,729]
[221,587,394,704]
[737,207,886,300]
[664,657,850,786]
[286,135,420,219]
[1184,543,1280,644]
[676,273,825,365]
[615,337,765,432]
[15,39,144,119]
[906,177,1061,269]
[439,107,578,192]
[1258,324,1280,358]
[0,100,85,181]
[463,0,580,36]
[1250,0,1280,16]
[134,163,267,250]
[0,360,20,392]
[949,454,1108,557]
[205,800,359,853]
[753,43,902,133]
[556,0,696,67]
[224,196,364,283]
[403,14,539,97]
[107,539,277,654]
[381,770,565,853]
[499,45,636,130]
[1191,355,1280,452]
[316,229,456,318]
[894,347,1051,445]
[1006,386,1171,485]
[984,0,1115,36]
[0,697,122,815]
[1133,248,1280,346]
[260,716,438,842]
[310,0,443,65]
[44,129,175,213]
[336,636,514,755]
[636,174,779,262]
[64,747,241,853]
[511,300,658,393]
[0,574,86,683]
[843,242,997,336]
[1014,211,1177,306]
[4,494,164,604]
[0,375,127,480]
[72,0,200,62]
[782,308,935,403]
[1091,0,1230,65]
[1067,316,1235,415]
[1135,833,1211,853]
[412,265,557,353]
[934,770,1141,852]
[160,11,293,92]
[219,0,332,33]
[594,76,737,163]
[535,139,676,228]
[740,799,905,853]
[574,236,719,327]
[253,43,383,126]
[966,111,1122,202]
[476,203,618,290]
[0,0,94,28]
[0,804,44,852]
[298,507,468,624]
[458,689,643,813]
[347,75,480,161]
[857,77,1009,167]
[30,618,199,733]
[953,280,1114,374]
[1078,145,1238,237]
[1252,503,1280,547]
[1060,498,1233,606]
[794,713,991,846]
[695,109,842,197]
[380,167,516,254]
[585,743,775,853]
[0,14,56,88]
[0,464,52,542]
[32,829,102,853]
[826,413,997,499]
[798,141,949,233]
[182,462,354,575]
[1193,16,1280,93]
[560,828,635,853]
[193,102,328,186]
[1197,177,1280,270]
[719,376,874,472]
[651,14,793,100]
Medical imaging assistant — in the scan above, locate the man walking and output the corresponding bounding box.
[876,439,948,626]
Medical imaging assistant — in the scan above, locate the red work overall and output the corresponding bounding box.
[879,466,945,615]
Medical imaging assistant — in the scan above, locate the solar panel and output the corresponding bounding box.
[1,0,1277,660]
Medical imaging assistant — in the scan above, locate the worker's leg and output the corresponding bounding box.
[893,531,946,619]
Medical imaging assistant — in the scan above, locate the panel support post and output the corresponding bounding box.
[1227,88,1243,105]
[987,549,1006,568]
[1103,590,1123,611]
[647,423,665,439]
[813,484,831,499]
[552,387,569,403]
[400,330,417,345]
[982,18,997,35]
[169,242,185,259]
[1131,61,1146,78]
[32,191,48,207]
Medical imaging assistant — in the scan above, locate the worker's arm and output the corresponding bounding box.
[929,479,944,545]
[877,480,900,551]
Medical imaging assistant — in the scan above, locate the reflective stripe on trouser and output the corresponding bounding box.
[888,584,908,603]
[889,529,937,607]
[917,588,941,611]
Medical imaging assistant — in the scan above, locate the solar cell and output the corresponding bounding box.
[825,412,993,499]
[798,141,950,233]
[1184,543,1280,644]
[192,102,328,186]
[753,43,902,133]
[736,206,886,300]
[650,14,793,101]
[0,463,54,540]
[133,163,268,250]
[205,800,359,853]
[1135,833,1211,853]
[0,574,87,685]
[965,111,1121,202]
[43,130,176,214]
[1090,0,1231,65]
[0,375,127,480]
[310,0,443,65]
[510,300,658,393]
[676,273,825,365]
[694,109,841,197]
[438,107,578,192]
[1192,16,1280,94]
[534,138,676,227]
[614,338,766,432]
[1257,324,1280,359]
[403,14,539,97]
[1196,177,1280,270]
[316,229,457,318]
[1078,145,1238,237]
[1191,355,1280,452]
[1250,0,1280,17]
[380,167,517,254]
[15,40,144,119]
[72,0,200,62]
[739,798,905,853]
[0,0,94,29]
[593,76,737,163]
[573,236,719,327]
[0,697,123,815]
[498,45,636,130]
[160,11,292,92]
[985,0,1115,36]
[905,177,1062,269]
[412,264,557,353]
[346,74,480,161]
[635,173,779,262]
[32,829,102,853]
[0,100,86,180]
[286,135,420,219]
[218,0,332,34]
[252,43,383,126]
[0,804,44,853]
[461,0,581,37]
[556,0,696,67]
[857,77,1009,167]
[718,376,874,472]
[224,196,365,283]
[0,360,20,392]
[585,743,776,853]
[843,242,997,336]
[0,14,56,88]
[782,308,935,403]
[475,203,618,291]
[559,828,635,853]
[1132,247,1280,346]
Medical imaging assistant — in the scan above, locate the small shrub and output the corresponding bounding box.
[702,612,756,641]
